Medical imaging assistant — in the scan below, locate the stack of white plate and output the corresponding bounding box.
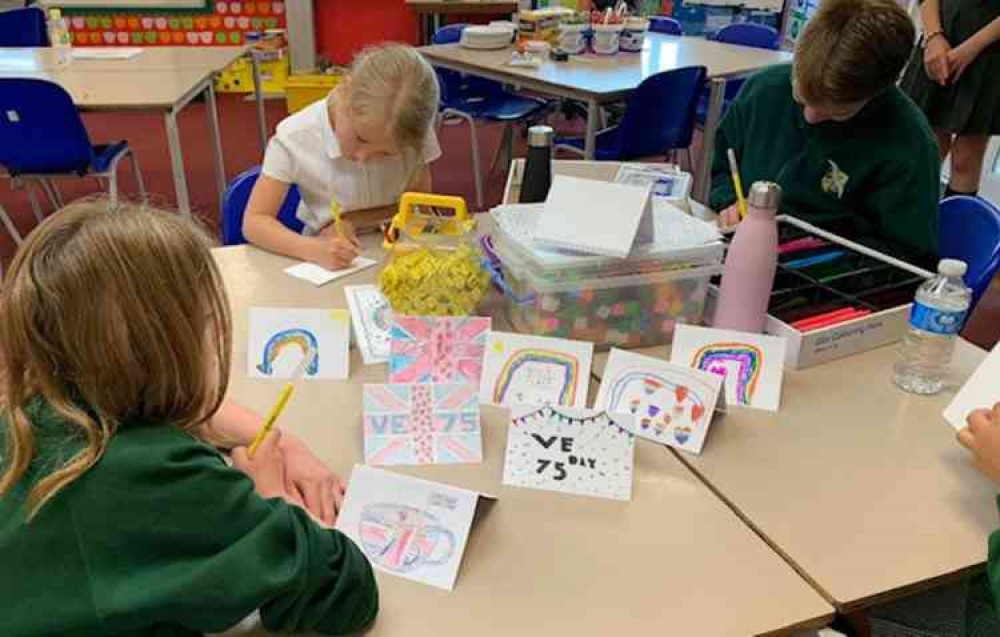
[460,25,515,50]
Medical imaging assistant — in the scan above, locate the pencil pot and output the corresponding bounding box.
[619,18,648,52]
[558,23,588,54]
[590,24,623,55]
[378,193,490,317]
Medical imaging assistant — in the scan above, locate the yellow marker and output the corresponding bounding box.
[247,347,315,458]
[727,148,748,220]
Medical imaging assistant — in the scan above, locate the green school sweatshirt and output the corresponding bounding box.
[710,65,940,262]
[0,401,378,636]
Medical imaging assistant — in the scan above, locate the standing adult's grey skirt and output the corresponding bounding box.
[900,0,1000,135]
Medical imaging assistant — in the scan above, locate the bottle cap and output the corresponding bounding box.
[527,125,554,148]
[938,258,967,278]
[747,181,781,209]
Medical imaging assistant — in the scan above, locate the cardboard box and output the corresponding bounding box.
[517,7,575,45]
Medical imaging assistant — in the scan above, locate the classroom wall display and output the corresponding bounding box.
[670,324,786,412]
[345,285,393,366]
[62,1,286,47]
[389,316,491,385]
[247,307,349,380]
[479,332,594,409]
[503,405,636,501]
[595,348,724,454]
[336,466,493,590]
[363,383,482,466]
[944,343,1000,430]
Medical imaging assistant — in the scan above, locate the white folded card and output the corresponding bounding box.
[533,175,653,258]
[944,343,1000,430]
[284,257,376,287]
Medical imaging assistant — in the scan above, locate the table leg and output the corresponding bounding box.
[164,109,192,217]
[584,98,599,160]
[250,51,268,154]
[204,82,226,204]
[695,77,726,203]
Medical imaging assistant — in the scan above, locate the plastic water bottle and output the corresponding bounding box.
[893,259,971,395]
[48,9,73,67]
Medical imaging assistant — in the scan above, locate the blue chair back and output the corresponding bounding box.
[0,7,49,47]
[714,23,780,50]
[616,66,707,159]
[221,165,304,246]
[0,78,95,175]
[432,24,501,108]
[649,16,683,35]
[938,195,1000,310]
[432,23,467,45]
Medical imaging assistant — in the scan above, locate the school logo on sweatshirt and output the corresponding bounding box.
[821,160,849,199]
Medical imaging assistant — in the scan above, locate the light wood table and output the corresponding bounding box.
[590,340,994,612]
[0,46,267,215]
[406,0,518,45]
[214,244,833,636]
[420,33,792,202]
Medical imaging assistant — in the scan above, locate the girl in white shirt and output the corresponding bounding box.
[243,43,441,270]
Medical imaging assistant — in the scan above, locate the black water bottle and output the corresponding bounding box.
[519,125,554,203]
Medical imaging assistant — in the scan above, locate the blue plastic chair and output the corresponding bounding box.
[555,66,707,164]
[0,78,145,224]
[432,24,548,209]
[714,23,780,49]
[0,7,49,47]
[221,165,304,246]
[696,23,781,125]
[649,16,683,36]
[938,195,1000,311]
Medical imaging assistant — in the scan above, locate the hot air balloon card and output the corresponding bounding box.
[345,285,394,365]
[595,348,724,454]
[670,324,786,412]
[502,405,635,501]
[248,308,350,380]
[336,465,495,590]
[388,316,491,384]
[362,383,482,466]
[479,332,594,409]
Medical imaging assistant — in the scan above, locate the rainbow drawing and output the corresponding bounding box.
[690,342,762,406]
[492,348,580,406]
[256,328,319,376]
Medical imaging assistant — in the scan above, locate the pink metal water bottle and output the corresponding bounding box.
[713,182,781,333]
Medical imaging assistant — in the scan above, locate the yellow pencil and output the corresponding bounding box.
[247,347,315,458]
[331,196,343,238]
[727,148,748,220]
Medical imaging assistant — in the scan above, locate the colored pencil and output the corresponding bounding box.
[777,237,827,255]
[247,347,315,459]
[727,148,748,220]
[783,250,845,270]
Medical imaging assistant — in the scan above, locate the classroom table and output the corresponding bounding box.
[0,46,266,216]
[406,0,518,45]
[591,340,994,613]
[214,244,834,636]
[503,159,997,613]
[419,33,792,202]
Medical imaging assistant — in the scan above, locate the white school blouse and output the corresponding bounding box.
[261,99,441,235]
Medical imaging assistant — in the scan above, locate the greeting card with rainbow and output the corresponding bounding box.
[247,307,351,381]
[670,324,786,412]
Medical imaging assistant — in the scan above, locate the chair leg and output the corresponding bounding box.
[128,150,148,205]
[41,178,64,209]
[685,147,696,177]
[0,203,23,246]
[24,182,44,225]
[468,119,484,211]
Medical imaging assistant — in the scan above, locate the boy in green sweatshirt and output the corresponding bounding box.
[710,0,941,264]
[0,202,377,636]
